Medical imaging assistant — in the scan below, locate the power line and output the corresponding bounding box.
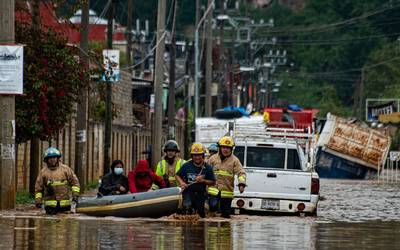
[256,2,400,35]
[120,0,177,71]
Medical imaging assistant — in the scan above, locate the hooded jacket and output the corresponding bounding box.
[128,160,166,193]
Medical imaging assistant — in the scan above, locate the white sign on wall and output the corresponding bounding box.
[389,151,400,161]
[0,45,23,94]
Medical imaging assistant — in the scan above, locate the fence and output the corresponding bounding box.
[15,118,186,191]
[377,158,400,183]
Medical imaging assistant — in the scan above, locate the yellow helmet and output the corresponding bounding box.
[190,142,205,154]
[218,136,235,148]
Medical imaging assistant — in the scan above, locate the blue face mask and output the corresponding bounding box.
[114,167,124,175]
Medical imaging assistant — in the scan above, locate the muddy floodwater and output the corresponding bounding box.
[1,179,400,249]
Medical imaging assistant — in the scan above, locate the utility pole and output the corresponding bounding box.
[205,0,213,116]
[168,0,177,139]
[196,0,200,28]
[104,0,116,175]
[227,48,233,106]
[151,0,166,168]
[0,0,16,209]
[195,1,215,120]
[264,68,269,108]
[217,0,225,109]
[184,41,191,159]
[126,0,133,67]
[75,0,89,191]
[359,68,365,120]
[29,0,40,195]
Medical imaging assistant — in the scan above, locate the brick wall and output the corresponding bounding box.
[112,70,134,126]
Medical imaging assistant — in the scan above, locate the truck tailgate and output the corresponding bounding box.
[236,168,312,201]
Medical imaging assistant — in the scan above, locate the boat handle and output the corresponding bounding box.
[267,173,277,178]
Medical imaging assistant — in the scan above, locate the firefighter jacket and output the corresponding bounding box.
[128,160,166,193]
[154,158,186,188]
[98,172,129,196]
[34,163,80,208]
[207,153,246,199]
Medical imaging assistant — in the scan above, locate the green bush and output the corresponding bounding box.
[85,180,99,190]
[16,191,34,204]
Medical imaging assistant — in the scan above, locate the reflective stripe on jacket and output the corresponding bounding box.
[207,153,246,198]
[34,163,80,207]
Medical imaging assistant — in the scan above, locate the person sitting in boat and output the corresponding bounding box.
[128,160,166,193]
[176,143,216,218]
[98,160,129,196]
[153,140,186,188]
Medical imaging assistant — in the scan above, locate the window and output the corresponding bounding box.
[287,148,301,170]
[244,146,301,170]
[233,146,245,165]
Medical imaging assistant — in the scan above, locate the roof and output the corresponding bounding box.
[69,9,108,25]
[16,2,126,44]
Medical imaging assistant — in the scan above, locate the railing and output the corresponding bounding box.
[377,158,400,183]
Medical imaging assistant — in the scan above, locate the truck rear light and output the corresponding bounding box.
[236,199,245,208]
[297,203,305,211]
[311,177,320,195]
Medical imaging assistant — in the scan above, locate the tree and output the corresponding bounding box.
[15,21,90,194]
[363,42,400,99]
[15,24,89,143]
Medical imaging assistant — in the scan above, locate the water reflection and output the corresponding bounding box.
[1,216,399,249]
[1,179,400,249]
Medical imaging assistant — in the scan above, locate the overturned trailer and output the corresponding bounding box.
[315,114,391,179]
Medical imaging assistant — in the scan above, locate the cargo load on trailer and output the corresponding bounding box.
[315,113,391,179]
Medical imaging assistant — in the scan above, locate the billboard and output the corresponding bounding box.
[366,98,400,122]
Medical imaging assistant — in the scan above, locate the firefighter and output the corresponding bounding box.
[153,140,186,188]
[207,136,246,218]
[34,147,80,215]
[176,143,215,218]
[207,143,219,158]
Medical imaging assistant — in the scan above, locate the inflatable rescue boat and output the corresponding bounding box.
[77,187,182,218]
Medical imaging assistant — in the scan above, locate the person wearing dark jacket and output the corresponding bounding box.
[176,143,216,218]
[98,160,129,196]
[128,160,166,193]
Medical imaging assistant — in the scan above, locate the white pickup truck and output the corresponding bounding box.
[196,116,320,216]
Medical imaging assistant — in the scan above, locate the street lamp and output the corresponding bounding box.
[195,0,215,119]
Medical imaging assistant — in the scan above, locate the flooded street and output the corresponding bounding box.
[1,179,400,249]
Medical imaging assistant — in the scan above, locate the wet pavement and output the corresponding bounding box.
[1,179,400,249]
